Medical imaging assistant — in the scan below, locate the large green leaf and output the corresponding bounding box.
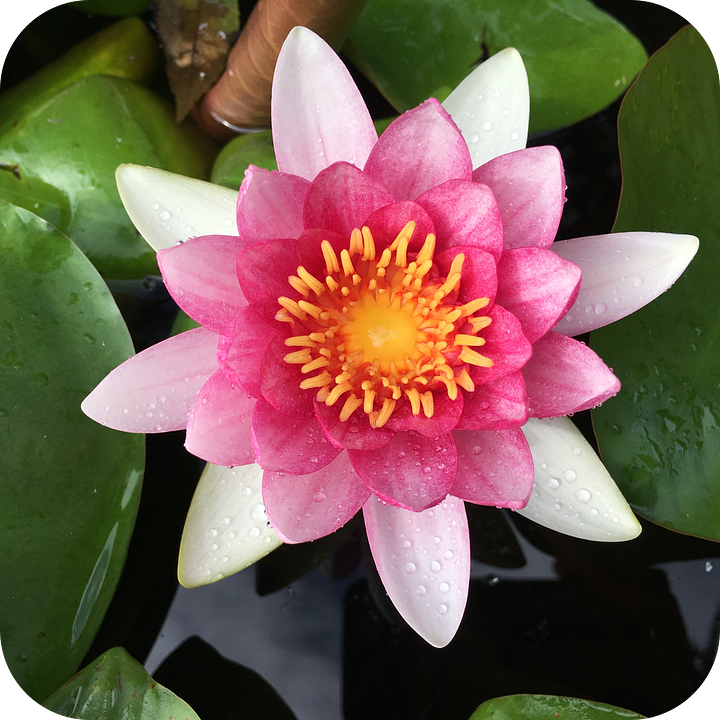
[348,0,647,134]
[469,694,645,719]
[43,647,200,719]
[0,18,160,137]
[0,202,144,702]
[591,26,720,541]
[0,75,216,279]
[211,130,278,190]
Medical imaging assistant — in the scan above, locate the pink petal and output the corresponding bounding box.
[272,27,377,180]
[364,99,473,201]
[348,431,458,511]
[495,247,581,344]
[303,162,394,237]
[251,400,341,474]
[157,235,247,334]
[185,370,256,466]
[217,307,278,398]
[468,305,533,386]
[415,180,504,260]
[386,393,464,437]
[472,146,565,250]
[552,232,699,336]
[363,495,470,647]
[236,166,309,244]
[522,332,621,417]
[236,238,300,324]
[364,201,436,253]
[435,246,497,306]
[81,327,219,433]
[295,228,355,280]
[459,372,529,431]
[450,428,534,508]
[259,333,315,419]
[315,401,395,451]
[263,451,371,543]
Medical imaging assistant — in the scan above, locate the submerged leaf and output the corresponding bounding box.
[156,0,240,121]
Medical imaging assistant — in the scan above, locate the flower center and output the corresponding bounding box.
[277,221,494,428]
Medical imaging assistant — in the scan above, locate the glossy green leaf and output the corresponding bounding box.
[43,647,200,719]
[469,694,645,719]
[591,26,720,541]
[71,0,152,16]
[212,130,278,190]
[0,201,144,702]
[0,18,160,137]
[348,0,648,134]
[0,75,216,279]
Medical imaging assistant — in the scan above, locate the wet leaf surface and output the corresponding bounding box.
[469,694,645,720]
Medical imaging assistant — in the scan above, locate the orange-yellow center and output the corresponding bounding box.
[277,221,494,428]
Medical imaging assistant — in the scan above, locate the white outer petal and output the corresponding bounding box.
[272,27,378,180]
[553,232,699,336]
[178,462,281,587]
[443,48,529,169]
[517,417,641,541]
[116,164,238,252]
[363,495,470,648]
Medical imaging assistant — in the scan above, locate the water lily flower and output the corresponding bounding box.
[82,27,699,647]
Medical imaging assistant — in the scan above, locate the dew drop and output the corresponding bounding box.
[221,517,230,525]
[437,604,448,615]
[572,446,582,456]
[590,508,599,517]
[249,527,260,538]
[430,560,441,573]
[438,581,450,594]
[209,543,217,552]
[251,504,266,522]
[706,561,713,572]
[510,131,519,141]
[575,488,592,503]
[404,562,416,574]
[493,89,501,98]
[594,302,607,315]
[482,121,493,131]
[158,210,170,221]
[416,584,427,596]
[563,470,577,482]
[151,203,159,211]
[547,477,560,490]
[444,550,454,560]
[223,218,233,227]
[312,491,326,503]
[433,535,441,545]
[402,540,411,549]
[469,133,479,143]
[633,277,644,287]
[207,529,218,538]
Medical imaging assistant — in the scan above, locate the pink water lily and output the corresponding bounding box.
[83,28,698,647]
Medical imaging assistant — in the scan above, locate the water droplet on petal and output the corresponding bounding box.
[575,488,592,503]
[404,562,416,574]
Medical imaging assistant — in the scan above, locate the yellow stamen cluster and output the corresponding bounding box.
[277,221,494,428]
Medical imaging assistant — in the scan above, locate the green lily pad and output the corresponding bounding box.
[212,130,278,190]
[43,647,200,719]
[591,26,720,541]
[0,201,144,702]
[348,0,648,134]
[0,17,160,137]
[0,74,216,279]
[469,694,645,719]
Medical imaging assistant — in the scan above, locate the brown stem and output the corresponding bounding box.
[194,0,368,140]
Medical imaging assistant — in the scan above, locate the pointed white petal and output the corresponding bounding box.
[518,417,641,541]
[443,48,529,169]
[178,462,281,587]
[272,27,377,180]
[553,232,699,336]
[363,495,470,647]
[116,164,238,252]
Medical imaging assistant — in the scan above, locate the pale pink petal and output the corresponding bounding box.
[416,180,504,260]
[443,48,529,169]
[217,307,278,398]
[450,428,533,508]
[303,162,394,236]
[435,246,497,306]
[472,146,565,250]
[82,327,219,433]
[236,166,309,244]
[552,232,699,336]
[522,332,620,417]
[185,371,256,466]
[348,431,458,511]
[459,371,528,431]
[315,401,395,450]
[263,452,371,543]
[236,238,300,324]
[158,235,247,333]
[259,333,315,419]
[272,27,377,180]
[363,495,470,647]
[251,400,341,474]
[364,201,436,253]
[364,100,473,201]
[386,393,464,437]
[468,305,533,386]
[495,247,581,343]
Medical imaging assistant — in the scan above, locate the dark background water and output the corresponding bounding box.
[3,2,719,719]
